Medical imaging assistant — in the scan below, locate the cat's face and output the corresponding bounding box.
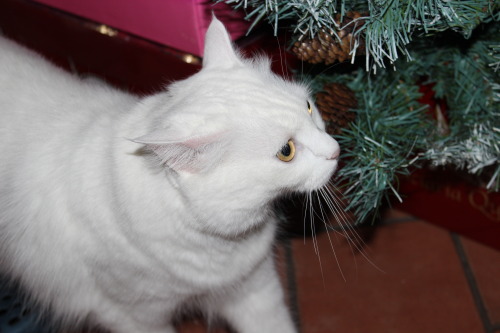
[134,17,340,235]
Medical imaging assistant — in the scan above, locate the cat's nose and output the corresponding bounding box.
[329,147,340,160]
[327,138,340,160]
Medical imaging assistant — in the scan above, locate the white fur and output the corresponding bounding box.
[0,17,339,333]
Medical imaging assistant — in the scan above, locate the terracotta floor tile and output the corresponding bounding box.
[461,237,500,325]
[176,319,229,333]
[291,221,484,333]
[176,319,210,333]
[381,208,418,223]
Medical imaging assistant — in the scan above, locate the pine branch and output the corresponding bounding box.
[411,23,500,190]
[219,0,499,69]
[300,22,500,222]
[305,69,430,223]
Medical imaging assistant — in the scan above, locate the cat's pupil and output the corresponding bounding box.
[281,143,291,156]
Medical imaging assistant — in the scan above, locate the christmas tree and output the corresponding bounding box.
[219,0,499,223]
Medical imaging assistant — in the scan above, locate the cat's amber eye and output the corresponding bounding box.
[307,101,313,115]
[277,140,295,162]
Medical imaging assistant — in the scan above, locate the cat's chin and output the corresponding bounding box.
[301,160,338,192]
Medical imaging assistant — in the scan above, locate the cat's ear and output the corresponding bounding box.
[203,15,240,69]
[131,130,227,173]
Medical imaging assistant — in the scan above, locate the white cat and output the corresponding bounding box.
[0,17,340,333]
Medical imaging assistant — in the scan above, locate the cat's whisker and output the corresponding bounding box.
[310,192,321,257]
[307,187,347,284]
[318,186,361,276]
[303,192,311,244]
[324,182,353,224]
[321,183,386,274]
[308,191,327,288]
[324,190,380,270]
[275,35,291,82]
[315,188,347,282]
[318,186,353,236]
[323,183,365,244]
[322,188,369,260]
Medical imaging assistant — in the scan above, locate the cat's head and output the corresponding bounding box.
[133,17,340,235]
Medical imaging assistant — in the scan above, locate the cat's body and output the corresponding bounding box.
[0,18,339,333]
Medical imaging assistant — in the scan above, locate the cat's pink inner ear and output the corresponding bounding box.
[132,130,225,148]
[203,16,239,69]
[181,132,225,149]
[131,131,227,173]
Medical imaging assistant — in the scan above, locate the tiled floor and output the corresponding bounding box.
[174,210,500,333]
[2,209,497,333]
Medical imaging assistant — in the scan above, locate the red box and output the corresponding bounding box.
[32,0,250,56]
[397,169,500,251]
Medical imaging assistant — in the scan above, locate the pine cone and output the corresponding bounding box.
[292,11,366,65]
[315,83,357,135]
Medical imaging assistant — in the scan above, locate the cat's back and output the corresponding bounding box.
[0,35,139,215]
[0,35,137,154]
[0,35,49,76]
[1,35,131,116]
[0,35,77,108]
